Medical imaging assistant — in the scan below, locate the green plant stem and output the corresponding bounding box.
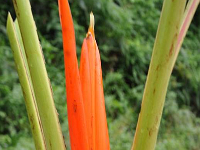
[12,0,66,149]
[132,0,186,150]
[174,0,200,61]
[14,19,31,80]
[7,13,46,150]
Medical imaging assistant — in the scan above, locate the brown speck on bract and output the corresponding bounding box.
[169,43,174,57]
[156,65,160,71]
[149,128,153,137]
[32,123,35,130]
[73,100,77,112]
[153,89,156,94]
[49,140,52,148]
[30,115,34,124]
[22,88,26,100]
[13,0,18,9]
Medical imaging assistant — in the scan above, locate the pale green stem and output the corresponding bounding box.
[132,0,186,150]
[7,13,46,150]
[173,0,200,61]
[14,19,31,80]
[12,0,66,149]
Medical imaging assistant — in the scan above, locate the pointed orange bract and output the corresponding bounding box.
[86,34,96,150]
[94,42,110,150]
[79,39,93,149]
[58,0,89,150]
[80,33,96,150]
[80,13,110,150]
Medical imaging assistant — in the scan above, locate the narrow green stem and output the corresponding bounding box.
[174,0,200,61]
[132,0,186,150]
[7,13,46,150]
[12,0,66,149]
[14,19,31,80]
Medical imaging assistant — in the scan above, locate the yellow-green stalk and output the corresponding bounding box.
[132,0,186,150]
[7,13,46,150]
[12,0,66,149]
[14,19,29,74]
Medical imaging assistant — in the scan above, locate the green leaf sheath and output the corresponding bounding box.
[12,0,66,149]
[14,19,30,77]
[132,0,186,150]
[7,13,46,150]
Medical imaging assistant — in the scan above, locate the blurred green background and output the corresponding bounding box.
[0,0,200,149]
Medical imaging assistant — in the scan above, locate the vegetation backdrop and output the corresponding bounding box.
[0,0,200,149]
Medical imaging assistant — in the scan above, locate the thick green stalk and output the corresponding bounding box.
[132,0,186,150]
[7,13,46,150]
[12,0,66,149]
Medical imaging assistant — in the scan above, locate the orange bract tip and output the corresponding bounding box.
[87,12,95,38]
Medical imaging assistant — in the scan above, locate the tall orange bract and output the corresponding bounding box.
[94,42,110,150]
[86,34,96,150]
[59,0,110,148]
[79,16,96,149]
[80,13,110,150]
[58,0,89,149]
[79,39,94,149]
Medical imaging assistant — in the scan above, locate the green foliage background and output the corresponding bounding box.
[0,0,200,149]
